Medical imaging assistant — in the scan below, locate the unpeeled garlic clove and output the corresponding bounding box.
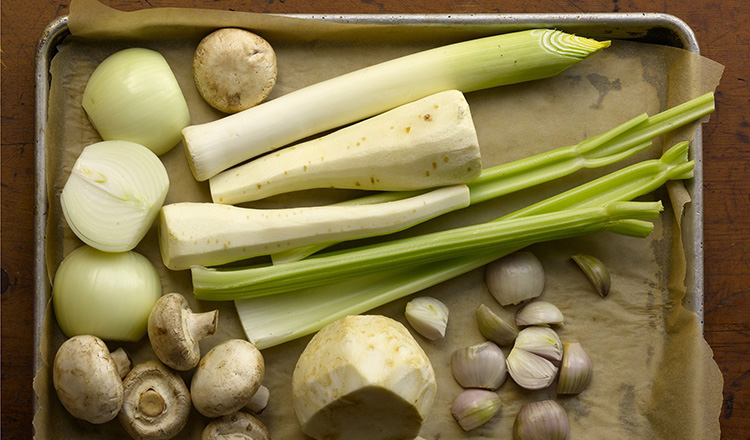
[485,252,545,306]
[557,342,593,395]
[514,326,562,363]
[404,296,449,341]
[513,399,569,440]
[476,304,519,346]
[451,341,507,390]
[451,388,502,431]
[572,253,610,297]
[515,301,564,327]
[505,346,558,390]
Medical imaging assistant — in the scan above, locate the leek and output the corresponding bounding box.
[271,92,714,264]
[192,200,662,300]
[237,141,694,349]
[183,29,610,181]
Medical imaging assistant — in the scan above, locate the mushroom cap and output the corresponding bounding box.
[193,28,277,114]
[148,292,217,371]
[52,335,125,424]
[119,360,191,440]
[201,411,271,440]
[191,339,265,418]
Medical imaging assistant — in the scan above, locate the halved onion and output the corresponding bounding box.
[82,47,191,155]
[61,140,169,253]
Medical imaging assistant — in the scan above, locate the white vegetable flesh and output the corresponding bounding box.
[60,140,169,253]
[82,47,191,156]
[159,184,469,270]
[292,315,436,440]
[209,90,480,204]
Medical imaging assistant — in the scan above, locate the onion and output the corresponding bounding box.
[82,47,191,156]
[60,140,169,253]
[485,252,545,306]
[52,245,162,342]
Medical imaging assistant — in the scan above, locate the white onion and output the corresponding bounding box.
[485,252,545,306]
[60,140,169,253]
[82,47,191,155]
[52,245,162,342]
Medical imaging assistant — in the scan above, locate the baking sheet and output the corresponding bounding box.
[33,1,724,438]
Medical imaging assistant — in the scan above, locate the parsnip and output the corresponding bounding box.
[210,90,480,204]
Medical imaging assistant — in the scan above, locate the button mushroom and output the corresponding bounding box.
[119,360,191,440]
[192,28,277,114]
[201,411,271,440]
[53,335,132,424]
[190,339,265,418]
[147,292,219,371]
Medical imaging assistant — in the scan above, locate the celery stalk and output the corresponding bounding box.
[237,141,694,349]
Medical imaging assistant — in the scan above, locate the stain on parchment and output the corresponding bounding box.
[587,73,622,109]
[618,382,641,436]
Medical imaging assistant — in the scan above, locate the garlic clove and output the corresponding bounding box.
[513,399,570,440]
[515,301,564,327]
[451,388,502,431]
[476,304,519,346]
[514,326,562,363]
[572,253,610,297]
[404,296,449,341]
[485,252,545,306]
[451,341,507,390]
[557,342,593,394]
[506,346,558,390]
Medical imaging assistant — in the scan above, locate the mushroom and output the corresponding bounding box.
[201,411,271,440]
[190,339,265,418]
[53,335,132,424]
[147,292,219,371]
[119,360,191,440]
[192,28,277,114]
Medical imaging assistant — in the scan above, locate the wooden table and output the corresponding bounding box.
[2,0,748,438]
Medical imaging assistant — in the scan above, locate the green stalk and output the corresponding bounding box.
[193,200,662,300]
[237,141,693,349]
[271,92,713,264]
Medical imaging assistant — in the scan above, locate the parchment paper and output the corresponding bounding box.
[34,0,725,438]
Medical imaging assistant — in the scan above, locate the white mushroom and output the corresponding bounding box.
[190,339,265,418]
[201,411,271,440]
[53,335,132,424]
[192,28,277,114]
[119,360,191,440]
[147,292,219,371]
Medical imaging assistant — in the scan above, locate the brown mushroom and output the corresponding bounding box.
[53,335,132,424]
[201,411,271,440]
[119,360,191,440]
[193,28,277,114]
[190,339,265,418]
[147,292,218,371]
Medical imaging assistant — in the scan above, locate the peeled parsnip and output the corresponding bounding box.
[159,185,469,270]
[210,90,481,204]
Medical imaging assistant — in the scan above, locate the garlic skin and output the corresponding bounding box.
[514,326,562,363]
[451,341,507,390]
[505,346,558,390]
[515,301,564,327]
[451,388,502,431]
[405,296,449,341]
[572,253,611,297]
[557,342,593,394]
[476,304,519,346]
[513,400,569,440]
[485,252,545,306]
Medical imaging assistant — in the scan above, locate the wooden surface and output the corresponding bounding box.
[2,0,748,438]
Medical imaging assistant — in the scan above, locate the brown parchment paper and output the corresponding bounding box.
[34,1,725,438]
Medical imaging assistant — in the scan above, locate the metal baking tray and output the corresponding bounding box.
[33,9,705,420]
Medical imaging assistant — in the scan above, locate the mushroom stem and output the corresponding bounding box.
[245,384,270,414]
[139,388,167,418]
[111,347,133,379]
[186,309,219,341]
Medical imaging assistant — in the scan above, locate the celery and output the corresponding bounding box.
[237,141,694,349]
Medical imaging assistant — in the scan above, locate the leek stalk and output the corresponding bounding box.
[183,29,610,181]
[237,141,694,349]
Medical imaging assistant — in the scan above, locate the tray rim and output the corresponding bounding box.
[32,10,705,421]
